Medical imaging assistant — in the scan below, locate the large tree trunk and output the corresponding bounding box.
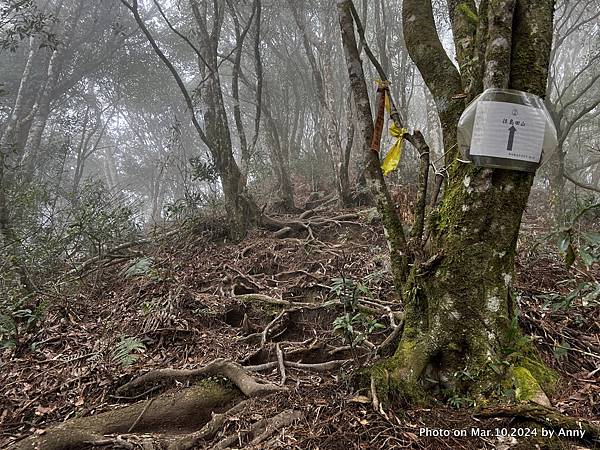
[371,0,557,401]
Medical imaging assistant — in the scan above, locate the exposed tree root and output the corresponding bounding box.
[9,360,287,450]
[476,404,600,444]
[377,321,404,357]
[234,293,313,308]
[276,343,287,385]
[211,409,304,449]
[166,399,251,450]
[10,382,241,450]
[303,192,337,211]
[234,292,401,321]
[370,375,388,419]
[244,358,353,373]
[261,212,361,238]
[117,358,285,398]
[261,310,289,346]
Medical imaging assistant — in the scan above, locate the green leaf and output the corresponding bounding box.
[582,283,600,306]
[553,341,570,360]
[124,257,154,278]
[353,332,365,346]
[489,363,503,375]
[112,337,146,367]
[0,339,16,349]
[0,314,16,333]
[557,231,571,253]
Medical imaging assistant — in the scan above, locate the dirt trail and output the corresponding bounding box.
[1,207,598,449]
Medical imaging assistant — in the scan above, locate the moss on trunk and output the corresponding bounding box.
[11,382,241,450]
[371,0,557,406]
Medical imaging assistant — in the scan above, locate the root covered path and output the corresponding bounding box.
[1,208,599,449]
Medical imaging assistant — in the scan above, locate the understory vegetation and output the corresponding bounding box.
[1,193,598,449]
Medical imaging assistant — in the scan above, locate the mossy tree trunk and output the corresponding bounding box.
[393,0,554,399]
[338,0,557,401]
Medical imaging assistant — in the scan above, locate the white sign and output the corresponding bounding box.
[470,101,546,163]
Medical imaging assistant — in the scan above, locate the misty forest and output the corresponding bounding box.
[0,0,599,448]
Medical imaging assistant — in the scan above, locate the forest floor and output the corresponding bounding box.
[1,192,599,449]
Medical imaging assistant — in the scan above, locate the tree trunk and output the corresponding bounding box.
[549,144,568,226]
[262,92,296,211]
[372,0,557,402]
[337,0,410,294]
[338,93,355,207]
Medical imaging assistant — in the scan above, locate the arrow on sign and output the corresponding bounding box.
[507,125,517,152]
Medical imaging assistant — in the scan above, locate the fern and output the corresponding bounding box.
[112,337,145,367]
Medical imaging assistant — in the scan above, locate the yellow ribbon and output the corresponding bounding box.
[374,83,407,176]
[382,120,407,176]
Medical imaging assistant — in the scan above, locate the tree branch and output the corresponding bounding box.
[119,0,211,150]
[402,0,464,164]
[563,170,600,193]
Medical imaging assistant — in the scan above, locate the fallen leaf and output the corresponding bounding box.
[404,432,418,441]
[35,405,55,416]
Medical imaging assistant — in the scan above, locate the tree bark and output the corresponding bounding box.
[373,0,557,401]
[262,92,295,211]
[337,0,410,293]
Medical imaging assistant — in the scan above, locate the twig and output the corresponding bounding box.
[261,310,287,347]
[276,344,287,385]
[370,376,380,413]
[128,396,156,433]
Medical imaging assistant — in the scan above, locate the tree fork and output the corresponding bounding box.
[367,0,558,405]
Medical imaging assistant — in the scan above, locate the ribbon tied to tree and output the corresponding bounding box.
[374,80,408,176]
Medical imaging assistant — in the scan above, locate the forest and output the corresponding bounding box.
[0,0,599,448]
